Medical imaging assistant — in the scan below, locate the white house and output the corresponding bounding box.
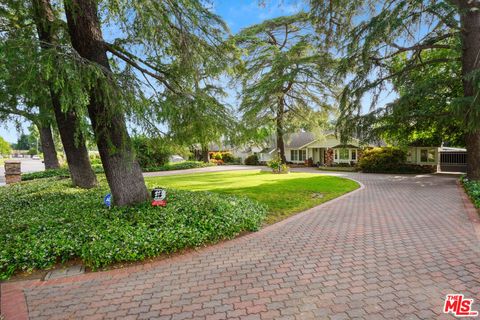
[258,132,361,165]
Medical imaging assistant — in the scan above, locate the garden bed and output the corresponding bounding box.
[461,176,480,208]
[0,177,265,280]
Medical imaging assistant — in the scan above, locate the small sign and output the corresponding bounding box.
[151,188,167,207]
[104,193,112,208]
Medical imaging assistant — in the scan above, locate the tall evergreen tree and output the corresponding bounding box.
[309,0,480,179]
[63,0,147,205]
[236,13,337,163]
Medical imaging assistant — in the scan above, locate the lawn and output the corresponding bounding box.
[146,170,359,224]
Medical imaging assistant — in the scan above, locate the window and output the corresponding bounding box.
[290,150,296,161]
[420,149,428,162]
[290,149,306,161]
[339,149,349,160]
[420,149,436,162]
[299,150,306,161]
[351,149,357,160]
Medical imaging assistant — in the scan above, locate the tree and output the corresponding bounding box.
[0,0,97,177]
[161,86,236,163]
[62,0,231,205]
[62,0,148,205]
[309,0,480,179]
[353,46,464,147]
[30,0,97,185]
[0,3,60,169]
[235,13,336,163]
[0,136,12,155]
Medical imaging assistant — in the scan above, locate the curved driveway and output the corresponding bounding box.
[1,171,479,319]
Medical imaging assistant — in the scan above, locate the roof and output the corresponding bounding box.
[259,147,277,154]
[332,144,359,149]
[284,132,317,149]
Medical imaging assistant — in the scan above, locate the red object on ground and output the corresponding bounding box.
[151,199,167,207]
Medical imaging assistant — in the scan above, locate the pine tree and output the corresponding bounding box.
[236,13,337,163]
[309,0,480,179]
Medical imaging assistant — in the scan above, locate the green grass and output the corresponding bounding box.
[146,170,359,224]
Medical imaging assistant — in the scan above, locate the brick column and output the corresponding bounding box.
[5,161,21,184]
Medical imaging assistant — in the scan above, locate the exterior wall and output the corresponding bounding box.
[407,147,439,165]
[285,148,308,164]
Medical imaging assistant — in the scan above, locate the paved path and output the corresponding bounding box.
[1,172,479,320]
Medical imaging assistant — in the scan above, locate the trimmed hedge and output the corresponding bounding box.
[22,166,104,181]
[358,147,436,174]
[143,161,215,172]
[22,161,213,181]
[0,178,266,279]
[462,176,480,208]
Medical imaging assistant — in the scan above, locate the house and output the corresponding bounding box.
[407,145,467,172]
[258,132,361,165]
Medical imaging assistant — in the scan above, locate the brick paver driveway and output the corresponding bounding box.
[1,172,479,319]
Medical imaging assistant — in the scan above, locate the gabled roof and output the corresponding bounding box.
[284,131,338,149]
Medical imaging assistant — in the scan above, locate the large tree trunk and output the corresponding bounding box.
[37,123,60,169]
[32,0,97,188]
[64,0,148,206]
[53,105,98,187]
[276,98,287,163]
[459,1,480,180]
[201,146,210,163]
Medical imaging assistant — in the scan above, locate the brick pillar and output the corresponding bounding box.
[325,148,334,166]
[5,161,21,184]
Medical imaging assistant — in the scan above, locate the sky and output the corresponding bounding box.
[0,0,394,143]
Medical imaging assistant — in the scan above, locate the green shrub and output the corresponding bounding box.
[220,152,235,163]
[22,166,104,181]
[267,155,289,173]
[22,168,71,180]
[357,147,435,173]
[462,176,480,208]
[143,161,215,172]
[357,147,405,172]
[244,154,259,165]
[212,152,223,160]
[22,161,212,181]
[131,136,173,169]
[0,178,266,279]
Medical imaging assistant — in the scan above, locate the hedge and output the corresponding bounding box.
[22,161,213,181]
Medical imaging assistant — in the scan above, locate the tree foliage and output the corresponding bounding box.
[0,136,12,155]
[235,13,337,161]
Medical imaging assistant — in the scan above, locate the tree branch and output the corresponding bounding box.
[104,42,177,93]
